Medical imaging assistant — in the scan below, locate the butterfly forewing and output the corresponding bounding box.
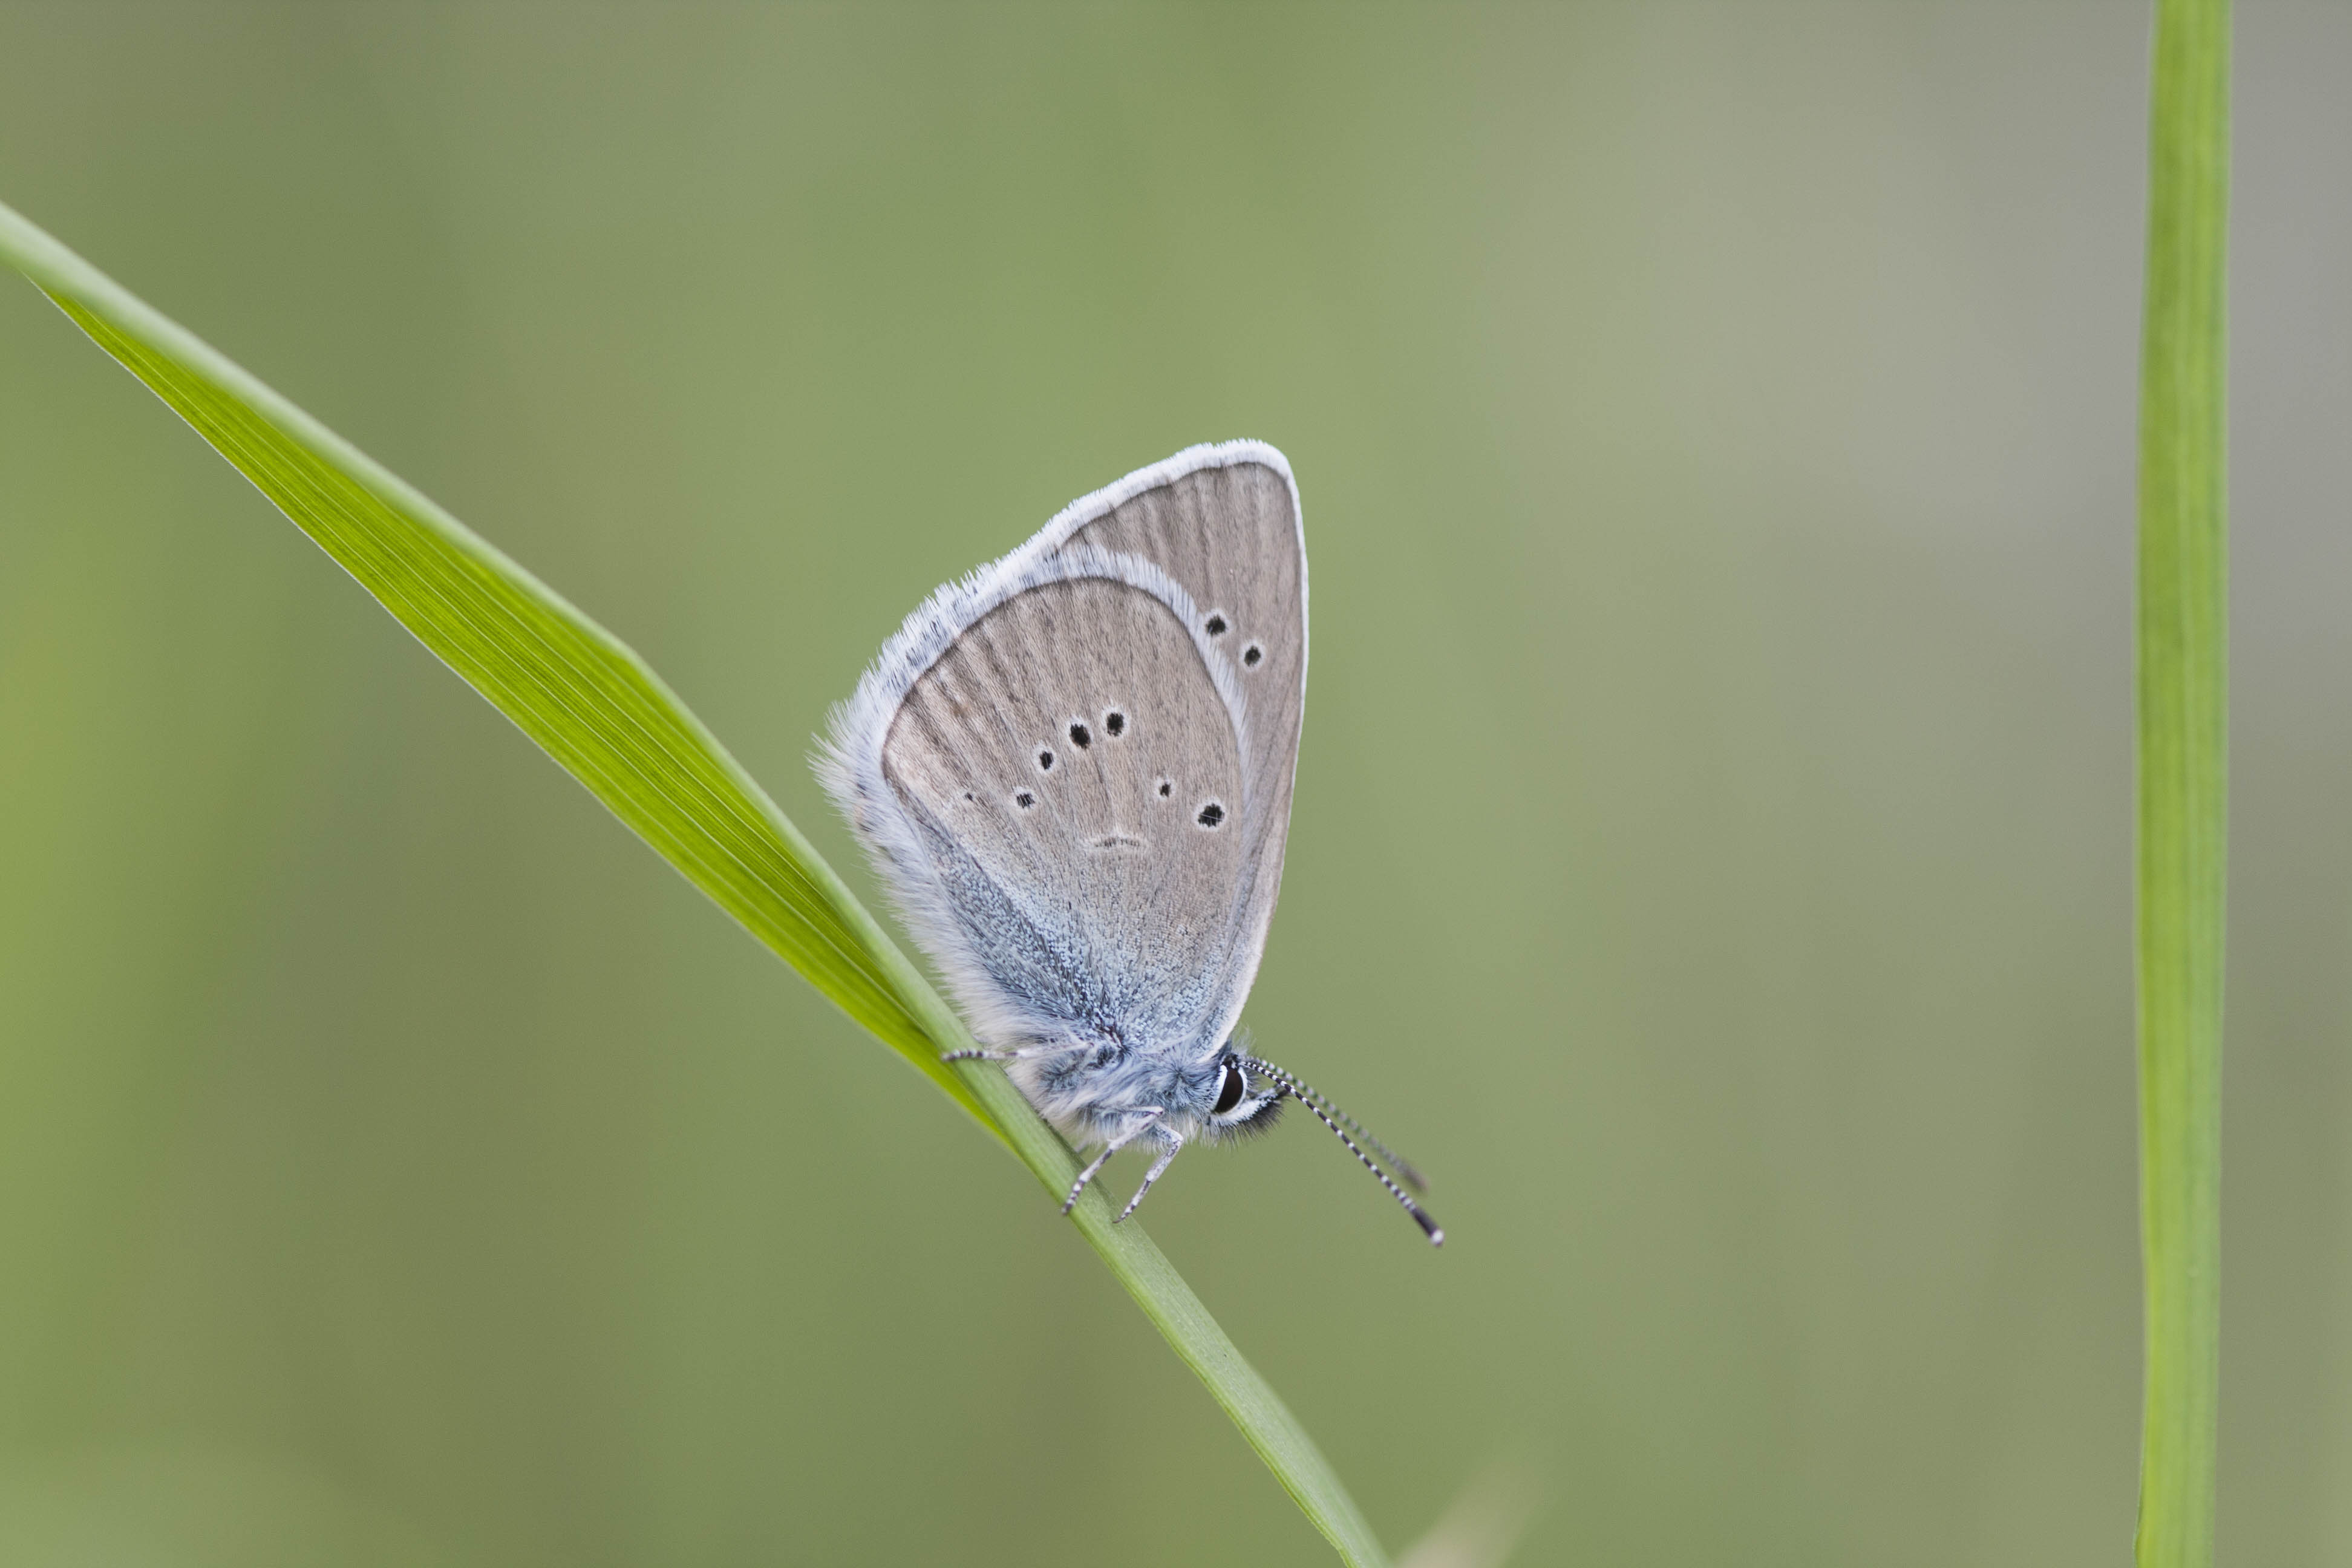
[1053,456,1306,1011]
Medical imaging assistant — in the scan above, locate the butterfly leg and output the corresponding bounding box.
[942,1040,1082,1065]
[1060,1108,1165,1215]
[1112,1125,1186,1225]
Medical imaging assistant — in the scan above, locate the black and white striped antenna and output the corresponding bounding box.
[1242,1057,1443,1246]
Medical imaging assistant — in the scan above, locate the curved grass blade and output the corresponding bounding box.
[2134,2,2229,1565]
[0,197,1390,1568]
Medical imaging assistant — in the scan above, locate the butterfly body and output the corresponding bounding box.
[820,442,1438,1241]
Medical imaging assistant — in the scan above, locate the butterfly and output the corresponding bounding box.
[820,442,1438,1243]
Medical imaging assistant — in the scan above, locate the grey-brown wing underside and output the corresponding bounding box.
[1052,458,1305,1007]
[880,573,1249,1054]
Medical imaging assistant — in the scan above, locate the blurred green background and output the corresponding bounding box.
[1,5,2347,1564]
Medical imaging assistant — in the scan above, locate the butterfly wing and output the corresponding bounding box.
[821,442,1306,1067]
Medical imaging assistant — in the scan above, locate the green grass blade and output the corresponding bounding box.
[2134,3,2229,1565]
[0,197,1390,1568]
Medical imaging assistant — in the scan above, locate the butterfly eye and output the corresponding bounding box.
[1213,1061,1247,1116]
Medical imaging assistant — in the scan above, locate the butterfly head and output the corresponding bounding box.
[1199,1047,1284,1140]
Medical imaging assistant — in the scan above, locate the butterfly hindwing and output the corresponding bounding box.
[877,566,1247,1053]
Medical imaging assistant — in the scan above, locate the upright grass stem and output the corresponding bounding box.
[0,197,1391,1568]
[2134,2,2229,1564]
